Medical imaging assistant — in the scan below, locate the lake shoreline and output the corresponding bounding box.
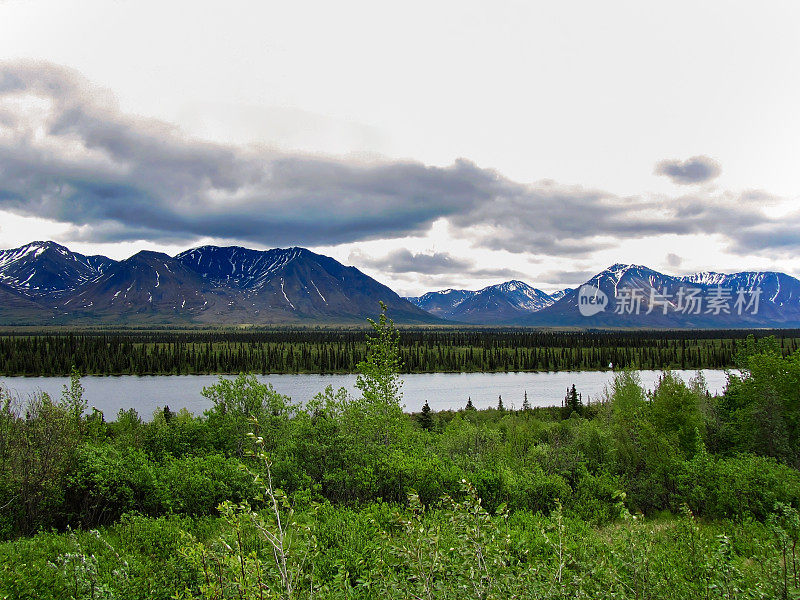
[0,365,729,378]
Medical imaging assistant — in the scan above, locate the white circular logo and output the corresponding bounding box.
[578,284,608,317]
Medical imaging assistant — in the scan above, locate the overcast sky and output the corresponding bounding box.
[0,0,798,295]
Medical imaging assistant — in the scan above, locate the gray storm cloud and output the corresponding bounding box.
[536,269,597,286]
[654,155,722,185]
[0,61,795,257]
[0,61,492,246]
[352,248,528,279]
[352,249,472,274]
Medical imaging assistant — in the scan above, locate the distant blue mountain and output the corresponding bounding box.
[408,264,800,327]
[522,264,800,328]
[406,280,555,324]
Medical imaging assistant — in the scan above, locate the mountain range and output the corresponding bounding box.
[1,241,799,328]
[522,264,800,328]
[0,241,436,325]
[409,264,800,328]
[405,281,558,324]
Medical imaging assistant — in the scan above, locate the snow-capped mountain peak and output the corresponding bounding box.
[0,241,115,294]
[408,280,554,323]
[0,241,437,325]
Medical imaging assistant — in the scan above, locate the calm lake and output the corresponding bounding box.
[0,369,732,420]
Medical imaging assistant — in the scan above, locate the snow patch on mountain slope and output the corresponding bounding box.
[280,278,295,310]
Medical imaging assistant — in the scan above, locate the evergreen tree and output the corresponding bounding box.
[497,395,504,411]
[522,390,531,411]
[465,397,475,411]
[565,383,583,416]
[418,401,434,431]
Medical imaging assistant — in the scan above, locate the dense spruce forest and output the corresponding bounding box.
[1,327,798,375]
[1,310,800,598]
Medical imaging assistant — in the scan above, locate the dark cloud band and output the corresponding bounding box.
[0,61,796,258]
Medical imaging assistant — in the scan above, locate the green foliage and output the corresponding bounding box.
[61,366,87,426]
[0,387,83,534]
[768,503,800,598]
[202,373,297,457]
[109,408,144,449]
[160,454,257,516]
[6,317,800,597]
[307,502,387,586]
[522,390,531,411]
[649,370,704,457]
[142,406,211,459]
[0,477,795,599]
[66,444,163,527]
[357,303,402,406]
[437,413,501,466]
[0,528,131,600]
[373,482,516,599]
[352,302,406,448]
[51,528,128,600]
[112,513,204,599]
[564,383,583,417]
[678,451,800,520]
[178,429,321,600]
[417,401,433,431]
[717,342,800,466]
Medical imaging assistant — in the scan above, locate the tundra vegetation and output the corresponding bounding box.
[1,310,799,598]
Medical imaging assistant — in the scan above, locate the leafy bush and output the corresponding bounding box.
[678,450,800,520]
[160,454,257,515]
[65,444,164,527]
[501,464,572,514]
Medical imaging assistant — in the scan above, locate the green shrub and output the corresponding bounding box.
[501,464,572,514]
[679,451,800,520]
[159,454,257,515]
[570,466,622,524]
[65,444,164,527]
[309,503,384,585]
